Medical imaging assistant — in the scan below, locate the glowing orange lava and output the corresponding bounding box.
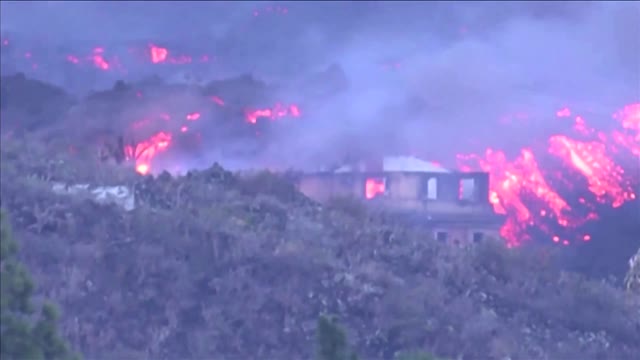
[548,136,635,207]
[365,178,386,199]
[245,104,301,124]
[149,44,169,64]
[124,132,172,175]
[457,103,639,246]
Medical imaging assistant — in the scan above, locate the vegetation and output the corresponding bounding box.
[1,72,639,359]
[315,315,443,360]
[1,147,638,359]
[0,210,78,360]
[315,315,359,360]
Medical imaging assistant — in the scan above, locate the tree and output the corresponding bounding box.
[0,210,79,360]
[625,247,640,293]
[314,315,445,360]
[395,351,444,360]
[315,315,359,360]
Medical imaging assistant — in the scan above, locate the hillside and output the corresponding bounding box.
[1,136,639,360]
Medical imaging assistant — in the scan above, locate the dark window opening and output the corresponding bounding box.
[458,178,477,201]
[436,231,448,242]
[473,232,484,242]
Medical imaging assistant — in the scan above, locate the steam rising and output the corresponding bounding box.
[1,1,638,167]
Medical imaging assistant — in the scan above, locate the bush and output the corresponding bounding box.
[395,351,444,360]
[238,170,303,204]
[316,315,359,360]
[325,196,368,220]
[315,315,445,360]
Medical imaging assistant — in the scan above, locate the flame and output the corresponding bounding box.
[616,103,640,133]
[124,132,173,175]
[148,44,209,65]
[365,178,386,199]
[611,104,640,157]
[556,107,571,117]
[91,47,110,70]
[458,103,639,246]
[1,40,212,72]
[245,104,301,124]
[211,96,225,106]
[149,44,169,64]
[7,31,634,248]
[66,55,80,64]
[113,92,302,174]
[548,136,635,207]
[186,112,201,121]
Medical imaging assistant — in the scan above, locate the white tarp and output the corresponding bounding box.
[51,183,135,211]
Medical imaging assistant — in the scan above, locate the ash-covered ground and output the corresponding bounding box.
[1,2,639,359]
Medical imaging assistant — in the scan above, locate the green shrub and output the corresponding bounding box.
[395,350,444,360]
[239,170,301,203]
[325,196,368,220]
[315,315,445,360]
[315,315,359,360]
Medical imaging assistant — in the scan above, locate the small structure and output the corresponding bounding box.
[52,182,136,212]
[297,156,504,245]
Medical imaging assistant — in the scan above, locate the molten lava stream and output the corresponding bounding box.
[124,131,172,175]
[458,103,640,246]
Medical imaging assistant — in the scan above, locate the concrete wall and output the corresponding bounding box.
[432,226,502,246]
[298,171,493,214]
[297,171,503,244]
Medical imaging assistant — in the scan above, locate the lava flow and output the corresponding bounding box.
[120,97,302,175]
[244,103,301,124]
[458,103,640,247]
[124,132,172,175]
[1,38,213,73]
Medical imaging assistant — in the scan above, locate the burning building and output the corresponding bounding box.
[298,156,505,245]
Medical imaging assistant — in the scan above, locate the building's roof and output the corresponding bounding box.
[334,156,450,173]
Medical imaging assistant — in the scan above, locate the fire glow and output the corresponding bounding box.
[245,104,301,124]
[123,132,172,175]
[457,104,639,246]
[120,102,638,248]
[365,178,386,199]
[2,41,212,72]
[6,29,636,247]
[121,97,302,175]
